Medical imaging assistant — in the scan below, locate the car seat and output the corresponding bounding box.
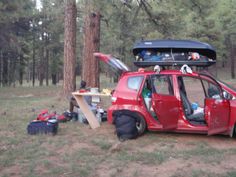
[180,91,205,122]
[208,86,220,98]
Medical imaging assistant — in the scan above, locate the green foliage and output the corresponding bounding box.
[0,0,236,86]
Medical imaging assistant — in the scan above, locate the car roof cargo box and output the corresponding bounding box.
[133,39,216,67]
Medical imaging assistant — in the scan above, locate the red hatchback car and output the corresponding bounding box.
[94,40,236,138]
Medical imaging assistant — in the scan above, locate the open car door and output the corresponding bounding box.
[151,75,179,130]
[94,53,130,75]
[200,74,230,135]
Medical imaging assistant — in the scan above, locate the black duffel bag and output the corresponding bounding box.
[113,110,138,141]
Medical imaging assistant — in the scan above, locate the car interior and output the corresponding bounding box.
[142,77,159,120]
[178,77,206,125]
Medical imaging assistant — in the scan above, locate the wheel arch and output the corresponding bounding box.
[112,109,146,124]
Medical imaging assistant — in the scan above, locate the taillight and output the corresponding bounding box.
[111,97,117,102]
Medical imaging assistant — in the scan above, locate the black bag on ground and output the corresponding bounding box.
[113,110,138,141]
[59,111,78,122]
[27,119,58,135]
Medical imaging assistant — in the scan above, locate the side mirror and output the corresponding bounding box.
[223,91,233,100]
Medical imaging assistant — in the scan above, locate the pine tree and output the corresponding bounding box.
[82,1,100,88]
[63,0,77,97]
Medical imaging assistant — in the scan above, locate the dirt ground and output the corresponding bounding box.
[74,123,236,177]
[1,82,236,177]
[1,120,236,177]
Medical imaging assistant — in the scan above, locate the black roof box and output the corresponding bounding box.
[133,39,216,67]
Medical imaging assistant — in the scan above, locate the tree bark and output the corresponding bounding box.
[0,50,2,87]
[229,38,235,79]
[232,45,236,79]
[32,22,36,87]
[39,32,45,86]
[2,53,8,86]
[46,47,49,86]
[82,3,100,88]
[19,55,24,85]
[52,74,57,85]
[63,0,77,97]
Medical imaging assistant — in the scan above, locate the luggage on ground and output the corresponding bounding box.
[27,119,58,135]
[36,110,56,121]
[113,110,138,141]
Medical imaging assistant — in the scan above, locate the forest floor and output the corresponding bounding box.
[1,76,236,177]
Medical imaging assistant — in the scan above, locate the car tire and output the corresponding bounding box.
[233,124,236,138]
[136,115,147,136]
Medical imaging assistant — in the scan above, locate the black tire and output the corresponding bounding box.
[233,124,236,138]
[112,110,147,136]
[136,115,147,136]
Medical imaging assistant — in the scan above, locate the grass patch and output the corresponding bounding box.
[179,143,224,163]
[227,171,236,177]
[1,81,236,177]
[91,138,112,150]
[116,150,168,164]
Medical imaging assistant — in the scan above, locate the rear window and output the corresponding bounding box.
[127,76,143,91]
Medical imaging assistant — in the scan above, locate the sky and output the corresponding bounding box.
[36,0,42,9]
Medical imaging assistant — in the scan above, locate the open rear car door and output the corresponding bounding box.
[94,53,130,75]
[200,74,230,135]
[151,75,180,130]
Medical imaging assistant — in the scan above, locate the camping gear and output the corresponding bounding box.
[36,110,56,121]
[78,108,107,124]
[61,111,78,122]
[113,110,138,141]
[57,113,69,122]
[133,39,216,67]
[36,110,77,123]
[91,87,100,103]
[27,119,58,135]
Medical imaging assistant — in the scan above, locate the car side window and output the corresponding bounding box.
[202,80,221,99]
[127,76,143,91]
[152,75,173,95]
[180,76,205,106]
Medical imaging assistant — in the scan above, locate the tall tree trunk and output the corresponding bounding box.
[19,55,24,85]
[32,30,36,87]
[232,45,236,78]
[2,53,8,86]
[7,54,11,86]
[82,3,100,88]
[11,55,16,87]
[46,48,49,86]
[0,50,2,87]
[229,38,235,79]
[63,0,77,97]
[39,33,45,86]
[52,74,57,85]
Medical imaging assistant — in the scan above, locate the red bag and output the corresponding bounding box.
[37,110,56,121]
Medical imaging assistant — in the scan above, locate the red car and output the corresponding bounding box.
[94,40,236,137]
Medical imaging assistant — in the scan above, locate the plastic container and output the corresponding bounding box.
[78,109,86,123]
[191,102,198,110]
[96,112,102,123]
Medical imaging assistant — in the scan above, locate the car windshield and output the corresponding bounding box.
[200,71,236,92]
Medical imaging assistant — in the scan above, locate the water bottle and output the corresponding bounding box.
[96,111,101,123]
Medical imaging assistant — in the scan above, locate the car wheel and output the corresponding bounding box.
[233,124,236,138]
[136,116,147,136]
